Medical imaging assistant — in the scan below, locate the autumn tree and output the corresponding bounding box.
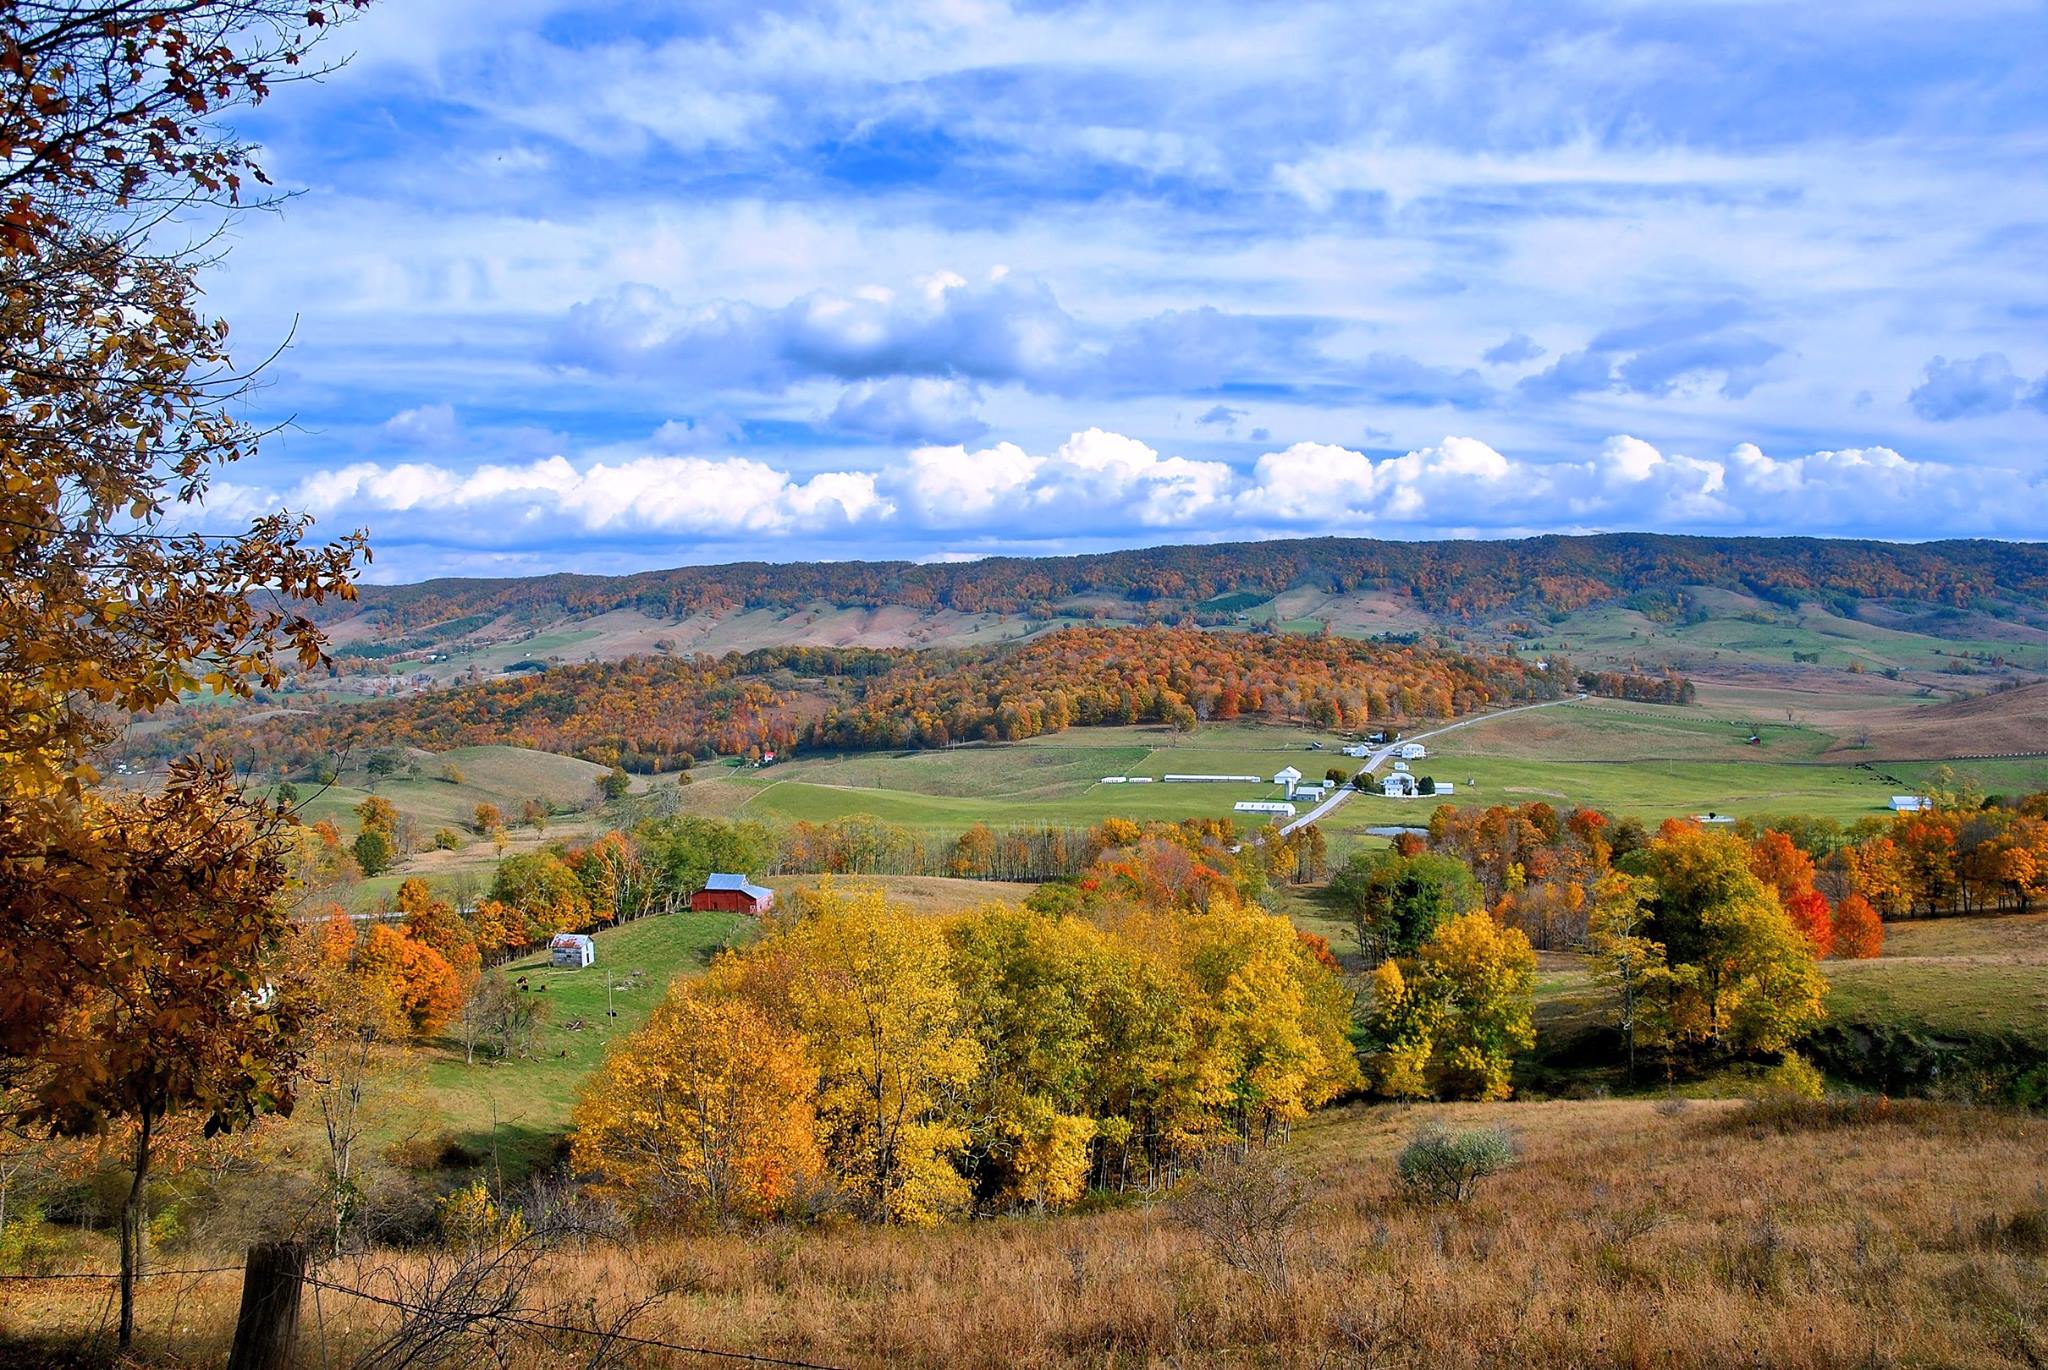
[1830,893,1884,959]
[709,883,981,1224]
[10,767,311,1347]
[488,850,590,939]
[1586,872,1667,1084]
[1358,959,1438,1100]
[0,4,370,1340]
[355,925,463,1037]
[292,923,419,1255]
[473,802,504,836]
[1414,912,1536,1101]
[354,795,399,835]
[1637,825,1826,1054]
[572,987,821,1227]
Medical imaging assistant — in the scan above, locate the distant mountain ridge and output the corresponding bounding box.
[326,534,2048,642]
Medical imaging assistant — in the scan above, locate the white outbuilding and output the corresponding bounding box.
[550,933,596,969]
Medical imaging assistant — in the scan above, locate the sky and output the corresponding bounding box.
[198,0,2048,582]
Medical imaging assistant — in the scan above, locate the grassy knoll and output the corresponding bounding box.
[420,909,756,1173]
[286,744,608,838]
[413,876,1034,1174]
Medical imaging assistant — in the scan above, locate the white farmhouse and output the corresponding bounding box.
[1381,773,1419,798]
[1398,743,1427,760]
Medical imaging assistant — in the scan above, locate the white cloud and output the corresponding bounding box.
[193,427,2046,579]
[213,452,889,541]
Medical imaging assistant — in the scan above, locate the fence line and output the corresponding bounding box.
[301,1271,849,1369]
[0,1264,245,1282]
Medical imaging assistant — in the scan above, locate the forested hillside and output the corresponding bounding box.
[136,625,1573,773]
[318,534,2048,638]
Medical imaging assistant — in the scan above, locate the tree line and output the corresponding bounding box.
[133,624,1579,773]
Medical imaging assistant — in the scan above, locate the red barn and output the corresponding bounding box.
[691,872,776,916]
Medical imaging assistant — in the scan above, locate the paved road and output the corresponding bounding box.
[1275,694,1586,836]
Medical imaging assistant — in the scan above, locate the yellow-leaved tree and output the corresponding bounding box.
[1415,911,1537,1101]
[571,987,821,1227]
[710,882,981,1225]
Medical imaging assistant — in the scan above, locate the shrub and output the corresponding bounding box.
[1170,1149,1314,1292]
[1755,1052,1826,1101]
[433,827,462,851]
[1395,1124,1516,1204]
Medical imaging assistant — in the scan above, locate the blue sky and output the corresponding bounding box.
[200,0,2048,581]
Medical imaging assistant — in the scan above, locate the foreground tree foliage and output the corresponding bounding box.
[0,1,369,1345]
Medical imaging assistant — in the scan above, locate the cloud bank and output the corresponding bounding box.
[205,427,2045,578]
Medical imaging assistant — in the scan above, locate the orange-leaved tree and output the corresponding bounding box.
[0,2,370,1344]
[1830,893,1884,960]
[571,987,821,1227]
[356,925,464,1037]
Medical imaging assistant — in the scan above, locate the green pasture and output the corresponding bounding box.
[279,744,608,837]
[1325,754,1899,826]
[418,910,756,1175]
[726,721,1355,831]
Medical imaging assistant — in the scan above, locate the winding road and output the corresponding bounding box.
[1275,694,1587,836]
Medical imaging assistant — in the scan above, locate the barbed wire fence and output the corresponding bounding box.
[0,1245,850,1369]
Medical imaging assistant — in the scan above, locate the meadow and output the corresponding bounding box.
[15,1097,2046,1367]
[689,703,1960,837]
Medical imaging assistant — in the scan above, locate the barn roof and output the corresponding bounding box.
[705,872,775,900]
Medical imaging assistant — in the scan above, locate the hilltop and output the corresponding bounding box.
[316,533,2048,664]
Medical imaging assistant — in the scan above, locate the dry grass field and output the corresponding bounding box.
[8,1097,2044,1367]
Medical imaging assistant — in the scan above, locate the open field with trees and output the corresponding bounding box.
[11,1097,2047,1367]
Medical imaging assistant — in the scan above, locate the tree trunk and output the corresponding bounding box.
[118,1103,155,1350]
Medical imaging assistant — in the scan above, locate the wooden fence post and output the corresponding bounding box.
[227,1241,307,1370]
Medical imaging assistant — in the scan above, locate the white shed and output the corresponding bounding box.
[550,933,595,968]
[1890,795,1928,813]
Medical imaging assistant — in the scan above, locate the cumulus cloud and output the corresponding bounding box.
[1909,353,2026,420]
[894,429,1236,532]
[199,427,2045,574]
[207,453,890,544]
